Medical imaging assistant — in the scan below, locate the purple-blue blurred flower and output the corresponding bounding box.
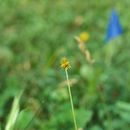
[105,10,123,42]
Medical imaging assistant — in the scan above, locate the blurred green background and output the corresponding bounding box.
[0,0,130,130]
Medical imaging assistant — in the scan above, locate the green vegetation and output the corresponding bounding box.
[0,0,130,130]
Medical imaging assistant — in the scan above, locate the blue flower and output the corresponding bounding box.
[105,10,123,42]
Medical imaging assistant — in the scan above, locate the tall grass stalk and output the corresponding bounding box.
[65,69,78,130]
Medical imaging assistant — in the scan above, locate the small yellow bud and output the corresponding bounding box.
[79,32,89,43]
[60,57,71,70]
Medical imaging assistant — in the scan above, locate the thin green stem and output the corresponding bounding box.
[65,69,78,130]
[98,88,112,130]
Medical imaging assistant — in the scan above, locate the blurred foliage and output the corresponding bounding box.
[0,0,130,130]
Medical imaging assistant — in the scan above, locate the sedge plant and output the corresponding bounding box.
[60,57,78,130]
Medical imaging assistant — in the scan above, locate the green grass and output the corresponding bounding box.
[0,0,130,130]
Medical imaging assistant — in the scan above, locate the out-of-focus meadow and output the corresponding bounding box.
[0,0,130,130]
